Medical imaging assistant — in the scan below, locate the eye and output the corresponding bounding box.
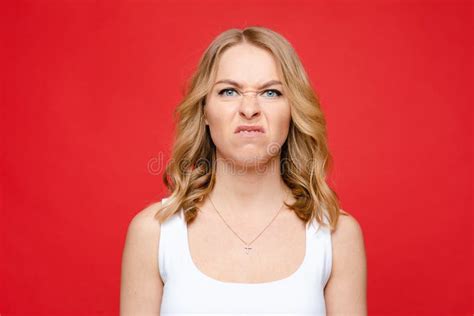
[217,88,239,97]
[262,89,282,98]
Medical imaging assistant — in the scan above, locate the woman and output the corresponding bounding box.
[121,26,367,315]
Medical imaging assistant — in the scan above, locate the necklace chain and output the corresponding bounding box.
[208,191,289,254]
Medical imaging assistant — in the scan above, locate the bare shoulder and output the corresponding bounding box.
[131,201,163,226]
[120,201,164,315]
[123,201,163,251]
[332,209,365,243]
[122,201,163,276]
[325,209,367,316]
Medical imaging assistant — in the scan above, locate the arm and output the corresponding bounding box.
[325,211,367,315]
[120,202,164,316]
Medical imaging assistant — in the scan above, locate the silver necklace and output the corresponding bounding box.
[208,191,289,255]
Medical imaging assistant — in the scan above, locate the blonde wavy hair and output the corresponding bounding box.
[153,25,346,232]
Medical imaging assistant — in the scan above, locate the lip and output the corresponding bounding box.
[236,130,265,138]
[234,125,265,133]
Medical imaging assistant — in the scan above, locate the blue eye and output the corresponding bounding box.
[217,88,238,97]
[263,89,282,98]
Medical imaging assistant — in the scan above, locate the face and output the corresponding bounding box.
[204,43,291,168]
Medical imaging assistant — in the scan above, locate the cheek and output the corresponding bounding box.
[270,106,291,133]
[206,104,232,126]
[279,117,291,141]
[205,104,234,142]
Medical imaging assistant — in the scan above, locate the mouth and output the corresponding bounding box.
[234,125,265,133]
[237,130,264,136]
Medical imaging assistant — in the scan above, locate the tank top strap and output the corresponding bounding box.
[306,210,333,287]
[158,196,189,284]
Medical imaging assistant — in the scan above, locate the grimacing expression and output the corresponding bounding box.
[204,43,291,167]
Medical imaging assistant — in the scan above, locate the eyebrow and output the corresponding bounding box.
[214,79,283,89]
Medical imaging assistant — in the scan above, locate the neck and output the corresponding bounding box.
[209,150,291,219]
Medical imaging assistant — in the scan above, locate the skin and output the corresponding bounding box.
[120,43,367,315]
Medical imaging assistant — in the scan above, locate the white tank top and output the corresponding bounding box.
[158,197,333,315]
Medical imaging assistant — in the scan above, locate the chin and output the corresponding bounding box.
[232,152,273,168]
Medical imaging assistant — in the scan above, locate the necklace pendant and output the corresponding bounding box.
[244,246,252,254]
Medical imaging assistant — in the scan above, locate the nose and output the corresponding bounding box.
[239,92,261,120]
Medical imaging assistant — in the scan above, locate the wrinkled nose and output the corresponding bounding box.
[239,92,260,119]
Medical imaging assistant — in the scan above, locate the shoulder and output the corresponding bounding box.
[122,201,163,266]
[324,209,367,315]
[132,200,163,223]
[332,209,364,244]
[331,209,366,264]
[120,201,164,314]
[126,201,163,240]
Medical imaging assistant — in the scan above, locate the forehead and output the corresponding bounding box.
[213,44,281,86]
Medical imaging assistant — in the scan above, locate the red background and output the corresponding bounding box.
[1,0,472,315]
